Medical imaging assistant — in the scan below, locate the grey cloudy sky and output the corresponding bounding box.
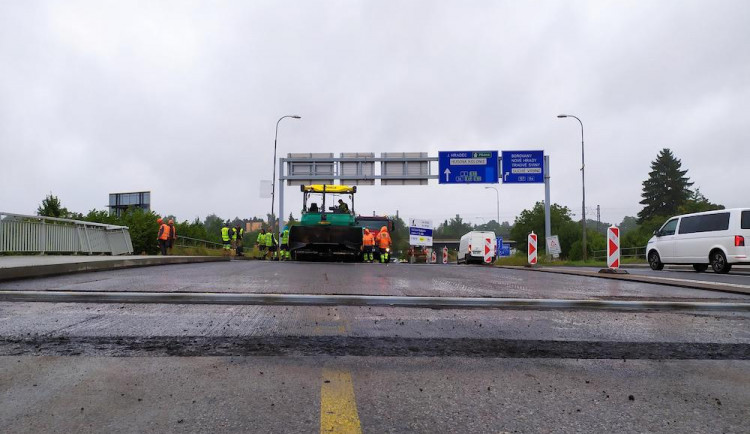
[2,1,749,228]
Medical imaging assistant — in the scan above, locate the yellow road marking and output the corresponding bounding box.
[320,369,362,434]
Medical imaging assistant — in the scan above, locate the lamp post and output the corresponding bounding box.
[557,114,587,260]
[484,186,499,225]
[271,115,301,260]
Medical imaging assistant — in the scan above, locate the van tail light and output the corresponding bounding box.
[736,236,745,247]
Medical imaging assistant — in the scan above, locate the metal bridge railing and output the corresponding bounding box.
[592,246,646,261]
[0,212,133,255]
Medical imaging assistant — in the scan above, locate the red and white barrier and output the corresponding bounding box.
[431,250,437,264]
[484,237,493,264]
[607,226,620,269]
[442,246,448,264]
[528,232,538,265]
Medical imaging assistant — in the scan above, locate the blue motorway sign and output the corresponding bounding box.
[438,151,499,184]
[501,150,544,184]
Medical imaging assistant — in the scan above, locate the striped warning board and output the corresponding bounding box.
[528,232,538,265]
[484,238,493,263]
[607,226,620,269]
[442,246,448,264]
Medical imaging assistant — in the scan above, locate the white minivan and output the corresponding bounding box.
[647,208,749,273]
[458,231,497,264]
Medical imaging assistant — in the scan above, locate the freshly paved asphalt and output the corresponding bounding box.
[2,261,748,301]
[1,260,748,433]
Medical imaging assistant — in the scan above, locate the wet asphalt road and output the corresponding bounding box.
[617,265,750,285]
[1,261,749,433]
[2,261,749,301]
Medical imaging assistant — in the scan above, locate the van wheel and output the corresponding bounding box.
[648,251,664,271]
[710,250,732,274]
[692,264,708,272]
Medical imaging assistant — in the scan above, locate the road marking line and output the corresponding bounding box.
[320,369,362,434]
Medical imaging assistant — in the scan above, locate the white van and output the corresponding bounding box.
[647,208,749,273]
[458,231,497,264]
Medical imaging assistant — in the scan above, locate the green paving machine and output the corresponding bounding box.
[288,185,363,261]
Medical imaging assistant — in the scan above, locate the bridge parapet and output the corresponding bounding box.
[0,212,133,255]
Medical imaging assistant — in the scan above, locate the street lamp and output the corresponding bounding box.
[484,186,499,225]
[557,114,587,260]
[271,115,301,259]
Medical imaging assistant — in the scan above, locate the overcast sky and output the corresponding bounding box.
[2,1,748,228]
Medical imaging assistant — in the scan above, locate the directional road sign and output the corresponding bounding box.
[501,150,544,184]
[438,151,499,184]
[496,237,511,257]
[409,218,433,247]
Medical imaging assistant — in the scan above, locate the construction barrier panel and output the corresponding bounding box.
[607,226,621,269]
[484,236,493,264]
[528,232,538,265]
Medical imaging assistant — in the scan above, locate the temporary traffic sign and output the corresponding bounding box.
[501,150,544,184]
[409,218,433,247]
[438,151,499,184]
[546,235,562,258]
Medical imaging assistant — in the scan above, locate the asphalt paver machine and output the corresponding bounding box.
[288,185,363,261]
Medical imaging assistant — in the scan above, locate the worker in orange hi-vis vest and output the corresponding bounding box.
[362,228,376,263]
[167,219,177,255]
[157,218,171,256]
[376,226,392,264]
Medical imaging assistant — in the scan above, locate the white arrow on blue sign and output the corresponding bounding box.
[501,150,544,184]
[438,151,499,184]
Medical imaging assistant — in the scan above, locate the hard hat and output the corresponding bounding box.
[157,218,163,224]
[284,226,289,231]
[168,219,174,224]
[364,228,370,234]
[381,226,388,232]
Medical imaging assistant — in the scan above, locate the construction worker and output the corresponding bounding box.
[376,225,392,264]
[256,229,266,260]
[362,228,375,263]
[157,218,171,256]
[337,199,349,214]
[167,219,176,255]
[235,225,244,257]
[221,223,232,257]
[230,224,238,253]
[265,228,277,260]
[280,226,290,260]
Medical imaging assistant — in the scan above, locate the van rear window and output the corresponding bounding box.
[742,211,750,229]
[678,212,730,234]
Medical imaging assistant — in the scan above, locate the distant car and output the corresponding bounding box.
[647,208,749,273]
[457,231,497,264]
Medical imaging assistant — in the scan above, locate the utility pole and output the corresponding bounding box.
[597,205,601,233]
